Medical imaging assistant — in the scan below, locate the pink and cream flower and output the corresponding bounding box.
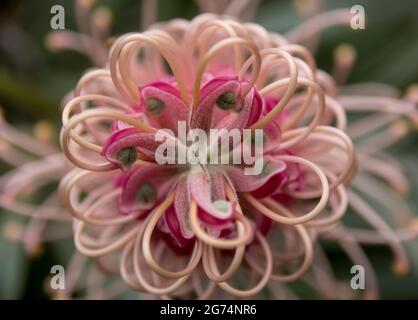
[2,0,417,300]
[59,13,356,298]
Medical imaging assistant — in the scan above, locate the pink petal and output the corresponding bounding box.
[271,193,294,206]
[195,171,233,229]
[139,81,188,133]
[113,172,130,188]
[197,207,234,229]
[191,76,241,132]
[173,178,194,239]
[226,156,287,192]
[188,168,235,221]
[215,84,264,131]
[254,211,272,235]
[246,86,264,127]
[102,127,175,171]
[119,164,177,214]
[250,172,288,199]
[262,119,282,153]
[264,96,290,128]
[210,171,226,201]
[162,204,193,247]
[264,96,280,113]
[269,151,304,193]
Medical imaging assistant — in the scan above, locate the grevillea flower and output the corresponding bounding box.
[1,0,417,300]
[59,11,360,298]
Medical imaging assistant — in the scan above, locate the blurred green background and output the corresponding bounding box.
[0,0,417,299]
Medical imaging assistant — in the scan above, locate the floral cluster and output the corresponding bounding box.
[59,13,357,298]
[1,0,416,300]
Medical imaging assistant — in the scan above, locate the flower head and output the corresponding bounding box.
[1,1,417,300]
[59,12,357,298]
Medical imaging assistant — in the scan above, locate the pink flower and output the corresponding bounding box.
[59,12,359,298]
[1,0,416,300]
